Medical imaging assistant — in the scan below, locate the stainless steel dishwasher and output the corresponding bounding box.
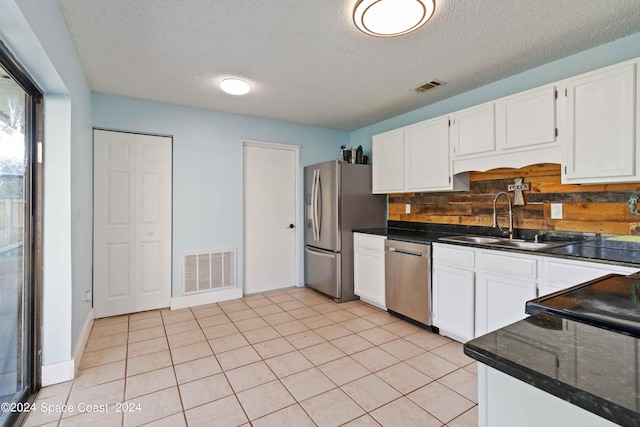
[385,239,432,327]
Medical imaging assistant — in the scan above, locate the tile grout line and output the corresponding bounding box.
[32,287,478,427]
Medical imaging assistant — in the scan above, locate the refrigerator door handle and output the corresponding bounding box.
[313,169,320,241]
[310,169,316,241]
[316,169,322,240]
[304,247,336,259]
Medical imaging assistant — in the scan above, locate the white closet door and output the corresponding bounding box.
[94,130,172,318]
[133,135,172,312]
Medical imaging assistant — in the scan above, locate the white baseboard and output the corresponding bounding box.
[41,308,94,387]
[171,287,243,310]
[72,308,94,375]
[41,360,73,387]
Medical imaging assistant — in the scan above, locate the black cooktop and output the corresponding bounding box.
[526,274,640,335]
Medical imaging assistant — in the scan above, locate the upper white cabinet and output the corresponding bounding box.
[495,86,557,151]
[372,128,405,193]
[560,62,638,184]
[372,56,640,187]
[451,86,560,174]
[372,115,469,194]
[451,103,496,157]
[405,116,457,191]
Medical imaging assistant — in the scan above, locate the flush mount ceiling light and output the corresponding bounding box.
[353,0,435,37]
[220,78,250,95]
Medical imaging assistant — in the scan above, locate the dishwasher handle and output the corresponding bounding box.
[386,247,425,257]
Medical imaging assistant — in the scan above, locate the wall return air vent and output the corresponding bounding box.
[414,80,446,93]
[183,249,237,295]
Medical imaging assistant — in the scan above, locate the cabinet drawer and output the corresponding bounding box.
[353,233,386,251]
[545,258,638,285]
[433,244,475,268]
[480,251,538,279]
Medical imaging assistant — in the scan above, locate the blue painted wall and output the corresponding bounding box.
[93,94,348,297]
[350,31,640,156]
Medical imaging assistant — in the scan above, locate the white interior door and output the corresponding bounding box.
[94,130,172,318]
[243,141,298,294]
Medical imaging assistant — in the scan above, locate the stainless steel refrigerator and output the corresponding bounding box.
[304,160,386,302]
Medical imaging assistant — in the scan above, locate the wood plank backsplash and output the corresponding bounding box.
[388,164,640,235]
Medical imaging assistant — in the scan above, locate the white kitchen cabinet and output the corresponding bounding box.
[495,86,557,151]
[450,103,495,157]
[433,243,639,341]
[372,128,404,193]
[353,233,386,309]
[478,365,619,427]
[540,257,638,297]
[405,116,457,191]
[433,265,475,342]
[372,116,468,194]
[561,62,639,184]
[476,250,539,335]
[432,243,476,342]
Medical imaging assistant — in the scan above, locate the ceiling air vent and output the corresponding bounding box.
[414,80,445,93]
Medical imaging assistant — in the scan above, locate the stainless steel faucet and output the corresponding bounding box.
[492,192,514,239]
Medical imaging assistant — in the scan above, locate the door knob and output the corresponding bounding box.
[288,224,295,229]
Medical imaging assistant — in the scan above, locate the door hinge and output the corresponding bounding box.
[448,119,451,126]
[536,288,539,298]
[564,165,567,174]
[554,90,558,99]
[555,128,558,138]
[448,176,451,184]
[564,88,568,97]
[37,142,43,163]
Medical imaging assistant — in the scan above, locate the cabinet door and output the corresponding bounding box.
[372,128,405,193]
[433,265,475,342]
[451,103,495,157]
[405,116,451,190]
[496,86,556,150]
[353,246,386,309]
[563,63,637,183]
[476,273,536,335]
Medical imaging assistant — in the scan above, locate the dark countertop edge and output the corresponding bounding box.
[464,339,640,427]
[353,228,640,268]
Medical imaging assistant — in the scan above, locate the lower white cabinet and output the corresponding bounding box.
[433,265,475,342]
[540,257,638,296]
[432,243,638,342]
[478,365,619,427]
[433,243,476,342]
[476,250,539,336]
[353,233,386,309]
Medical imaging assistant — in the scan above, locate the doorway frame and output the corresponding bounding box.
[242,140,301,294]
[0,40,44,427]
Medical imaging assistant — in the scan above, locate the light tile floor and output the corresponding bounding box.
[25,287,478,427]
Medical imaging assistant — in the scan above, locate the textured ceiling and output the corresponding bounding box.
[57,0,640,131]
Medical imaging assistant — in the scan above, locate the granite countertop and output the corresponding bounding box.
[352,227,454,244]
[354,225,640,268]
[464,313,640,427]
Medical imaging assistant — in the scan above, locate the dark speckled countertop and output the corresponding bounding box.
[352,227,454,244]
[464,313,640,427]
[354,223,640,268]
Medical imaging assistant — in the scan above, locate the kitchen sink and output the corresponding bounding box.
[438,235,574,251]
[439,235,501,244]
